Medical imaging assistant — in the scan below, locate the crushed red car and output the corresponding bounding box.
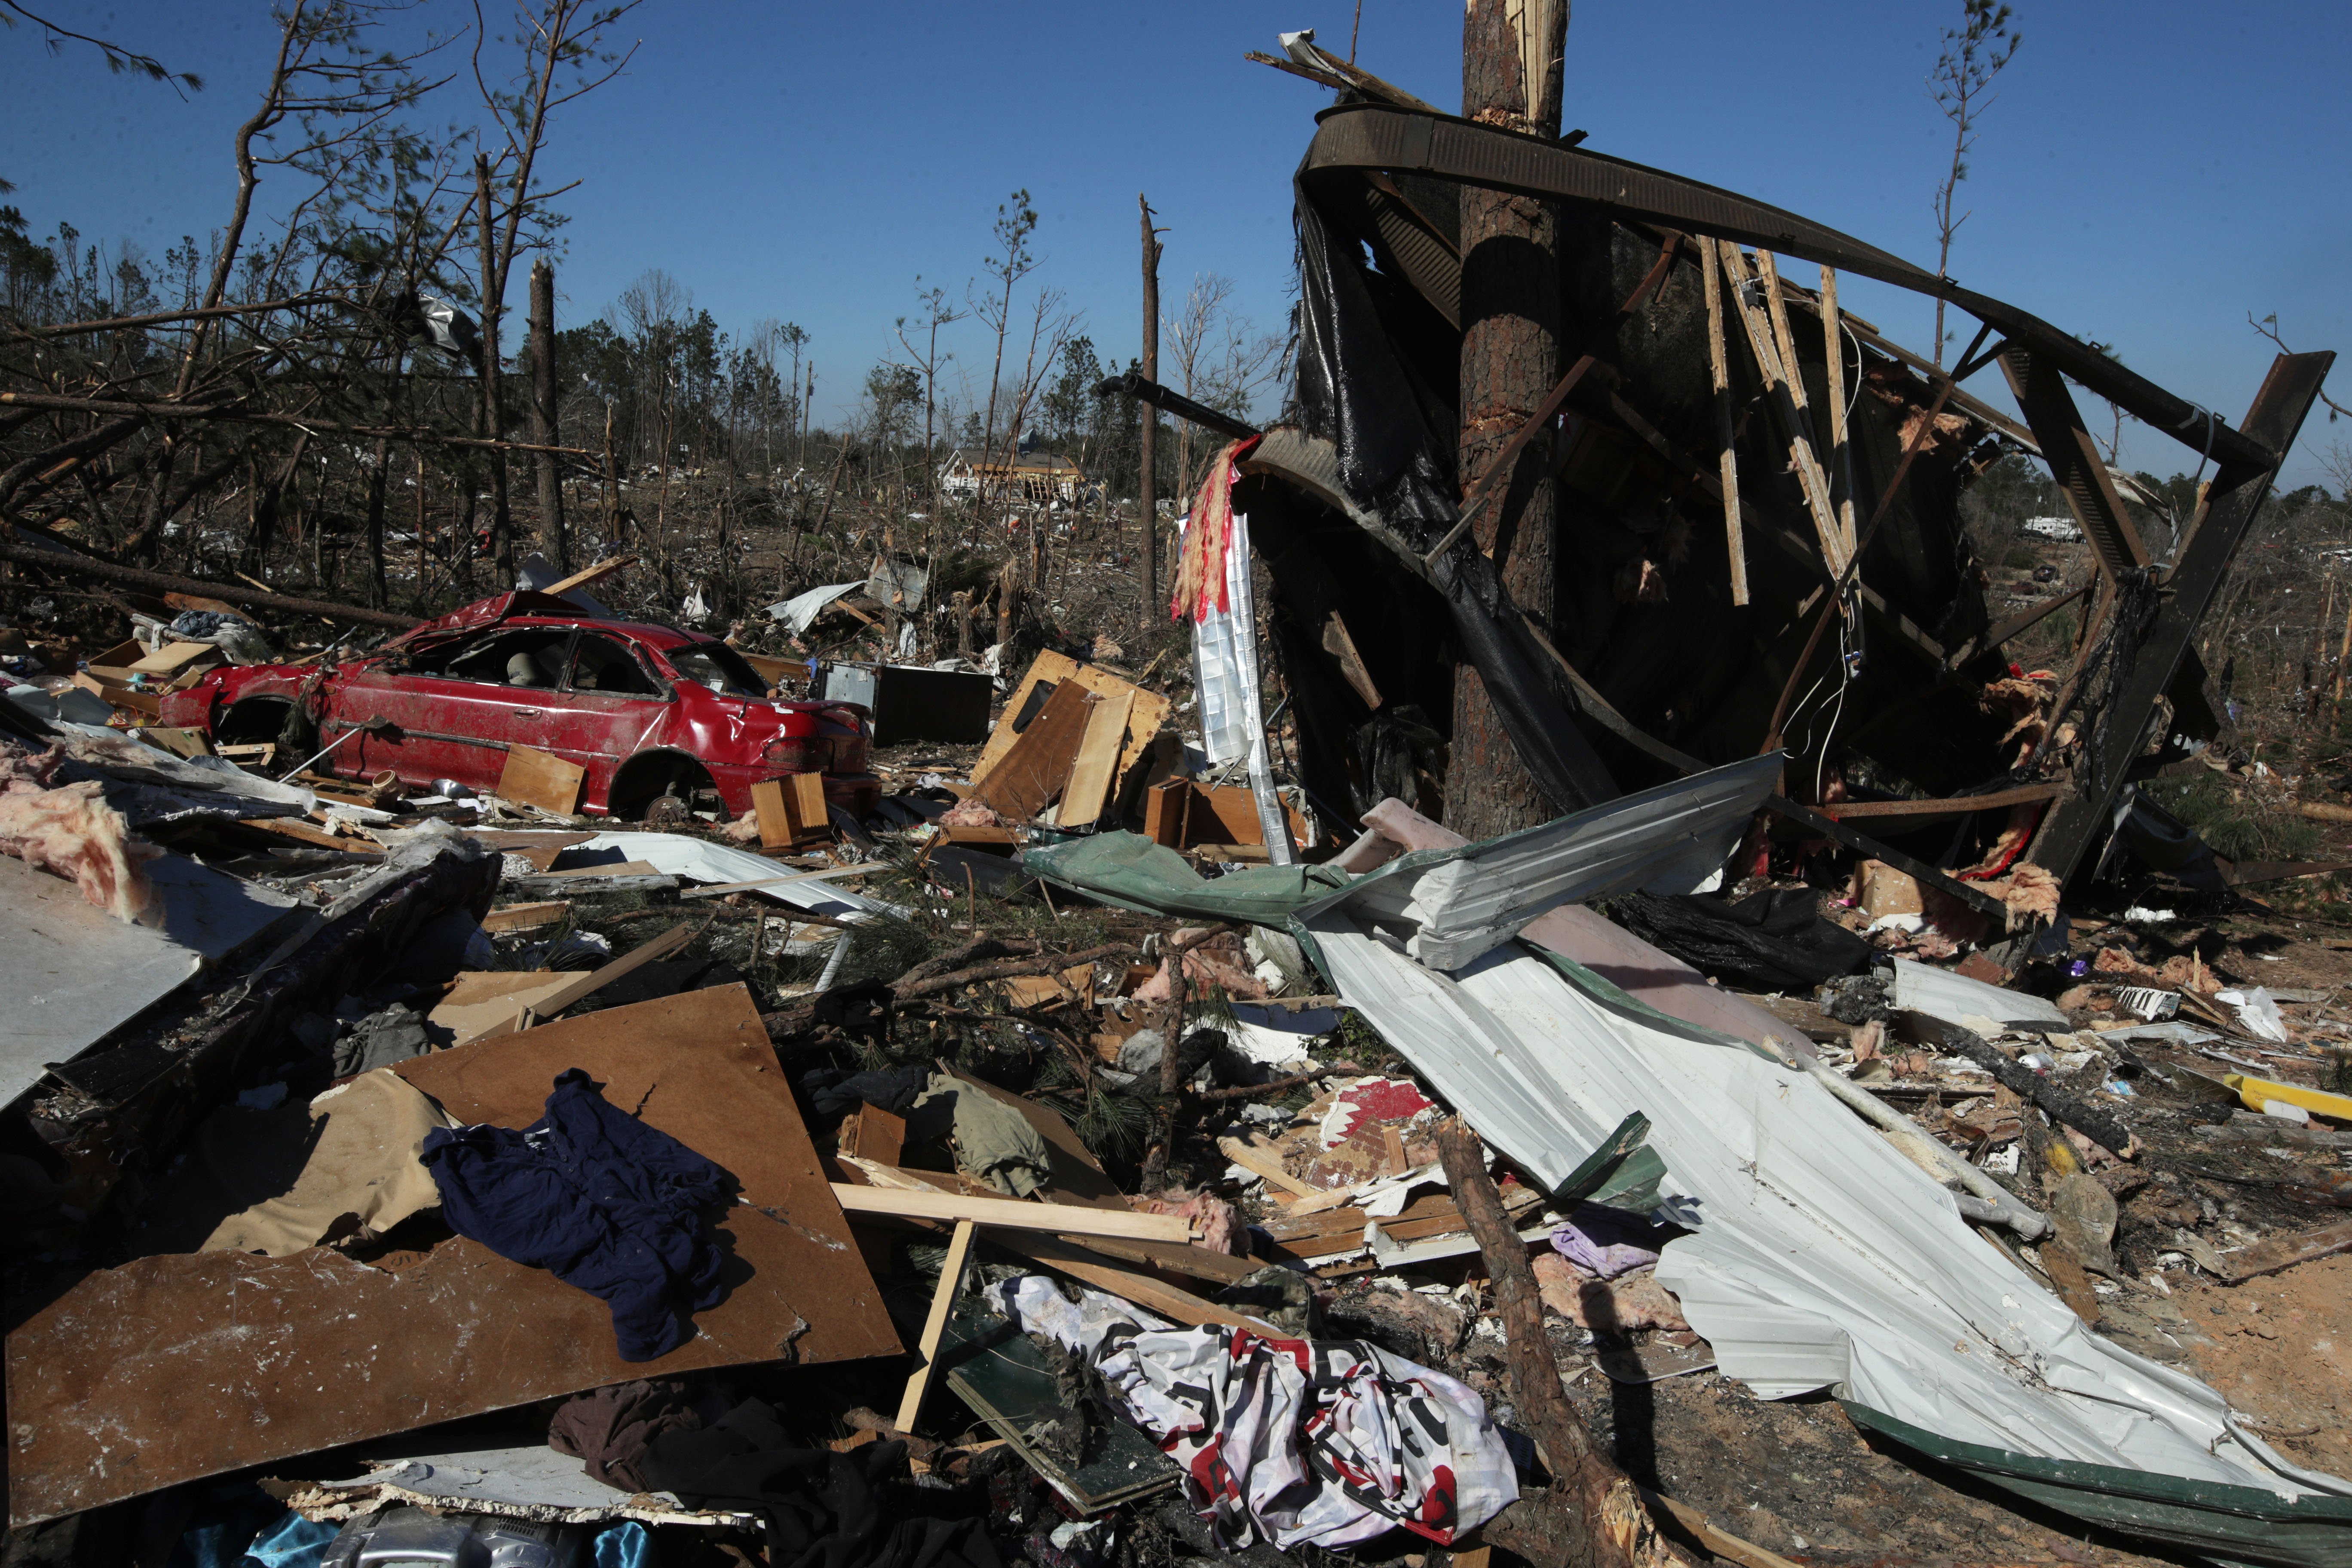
[158,591,880,821]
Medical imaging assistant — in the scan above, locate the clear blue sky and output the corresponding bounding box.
[6,2,2346,486]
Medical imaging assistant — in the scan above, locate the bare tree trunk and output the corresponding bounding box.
[1137,194,1162,635]
[1444,0,1569,841]
[476,155,514,585]
[529,257,567,573]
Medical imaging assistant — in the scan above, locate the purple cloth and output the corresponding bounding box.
[1548,1203,1663,1280]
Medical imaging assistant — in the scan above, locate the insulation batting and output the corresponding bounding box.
[0,745,159,922]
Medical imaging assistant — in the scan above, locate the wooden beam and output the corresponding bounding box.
[481,900,569,932]
[998,1233,1282,1334]
[894,1218,975,1433]
[1819,782,2063,821]
[1058,687,1133,830]
[829,1184,1196,1243]
[1217,1135,1321,1197]
[1818,265,1859,560]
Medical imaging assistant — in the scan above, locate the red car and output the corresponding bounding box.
[159,591,879,822]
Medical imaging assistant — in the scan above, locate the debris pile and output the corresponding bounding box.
[8,52,2352,1568]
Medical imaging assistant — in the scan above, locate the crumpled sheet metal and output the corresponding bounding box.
[1303,920,2352,1529]
[6,984,897,1528]
[579,831,907,920]
[1295,753,1778,969]
[766,580,864,638]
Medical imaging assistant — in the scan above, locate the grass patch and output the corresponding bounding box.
[2141,772,2323,862]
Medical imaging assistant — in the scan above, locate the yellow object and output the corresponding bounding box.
[2225,1072,2352,1124]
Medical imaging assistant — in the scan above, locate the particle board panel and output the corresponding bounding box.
[496,744,585,816]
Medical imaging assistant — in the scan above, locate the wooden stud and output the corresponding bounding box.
[480,900,569,932]
[1717,245,1847,583]
[893,1219,975,1434]
[1699,238,1747,607]
[451,922,696,1047]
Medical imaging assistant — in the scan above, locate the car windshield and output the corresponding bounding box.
[668,641,771,700]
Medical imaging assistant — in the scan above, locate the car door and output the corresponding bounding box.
[539,631,672,809]
[343,626,578,796]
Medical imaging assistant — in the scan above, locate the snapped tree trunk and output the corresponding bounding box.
[529,257,567,573]
[1445,0,1570,841]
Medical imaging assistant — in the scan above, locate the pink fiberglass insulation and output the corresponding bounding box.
[0,744,160,923]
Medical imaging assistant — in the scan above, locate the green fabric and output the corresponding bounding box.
[1023,833,1349,927]
[1841,1402,2352,1568]
[913,1072,1053,1197]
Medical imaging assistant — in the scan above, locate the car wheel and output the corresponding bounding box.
[609,753,716,823]
[643,791,694,830]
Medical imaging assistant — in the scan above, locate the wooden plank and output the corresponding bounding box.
[1819,782,2064,821]
[750,778,794,848]
[974,649,1168,787]
[496,744,585,815]
[481,900,569,932]
[894,1218,975,1432]
[451,922,696,1047]
[236,817,379,856]
[971,679,1096,822]
[1059,688,1133,829]
[830,1184,1195,1243]
[1701,239,1747,606]
[437,970,562,1009]
[127,640,223,677]
[541,553,636,597]
[997,1233,1281,1334]
[1217,1135,1320,1197]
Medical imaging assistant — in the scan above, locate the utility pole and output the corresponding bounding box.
[1445,0,1570,839]
[1137,196,1164,633]
[528,258,567,573]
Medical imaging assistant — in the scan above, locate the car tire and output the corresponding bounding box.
[609,752,716,823]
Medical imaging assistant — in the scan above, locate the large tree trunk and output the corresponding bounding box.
[1445,0,1570,842]
[529,258,568,574]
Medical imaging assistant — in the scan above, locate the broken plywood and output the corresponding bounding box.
[6,983,895,1528]
[496,744,586,815]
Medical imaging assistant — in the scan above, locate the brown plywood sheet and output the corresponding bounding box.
[497,744,586,815]
[6,984,896,1528]
[7,1211,889,1527]
[971,680,1095,822]
[974,650,1168,787]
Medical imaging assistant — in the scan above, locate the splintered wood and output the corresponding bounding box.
[496,744,585,815]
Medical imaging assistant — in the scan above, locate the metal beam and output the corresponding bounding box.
[2030,352,2334,880]
[1999,347,2147,578]
[1302,106,2278,470]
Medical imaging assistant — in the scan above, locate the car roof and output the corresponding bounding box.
[381,591,720,656]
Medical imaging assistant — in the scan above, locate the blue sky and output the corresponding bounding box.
[5,2,2346,485]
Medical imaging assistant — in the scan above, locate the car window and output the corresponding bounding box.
[418,628,575,688]
[668,641,770,700]
[566,633,660,696]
